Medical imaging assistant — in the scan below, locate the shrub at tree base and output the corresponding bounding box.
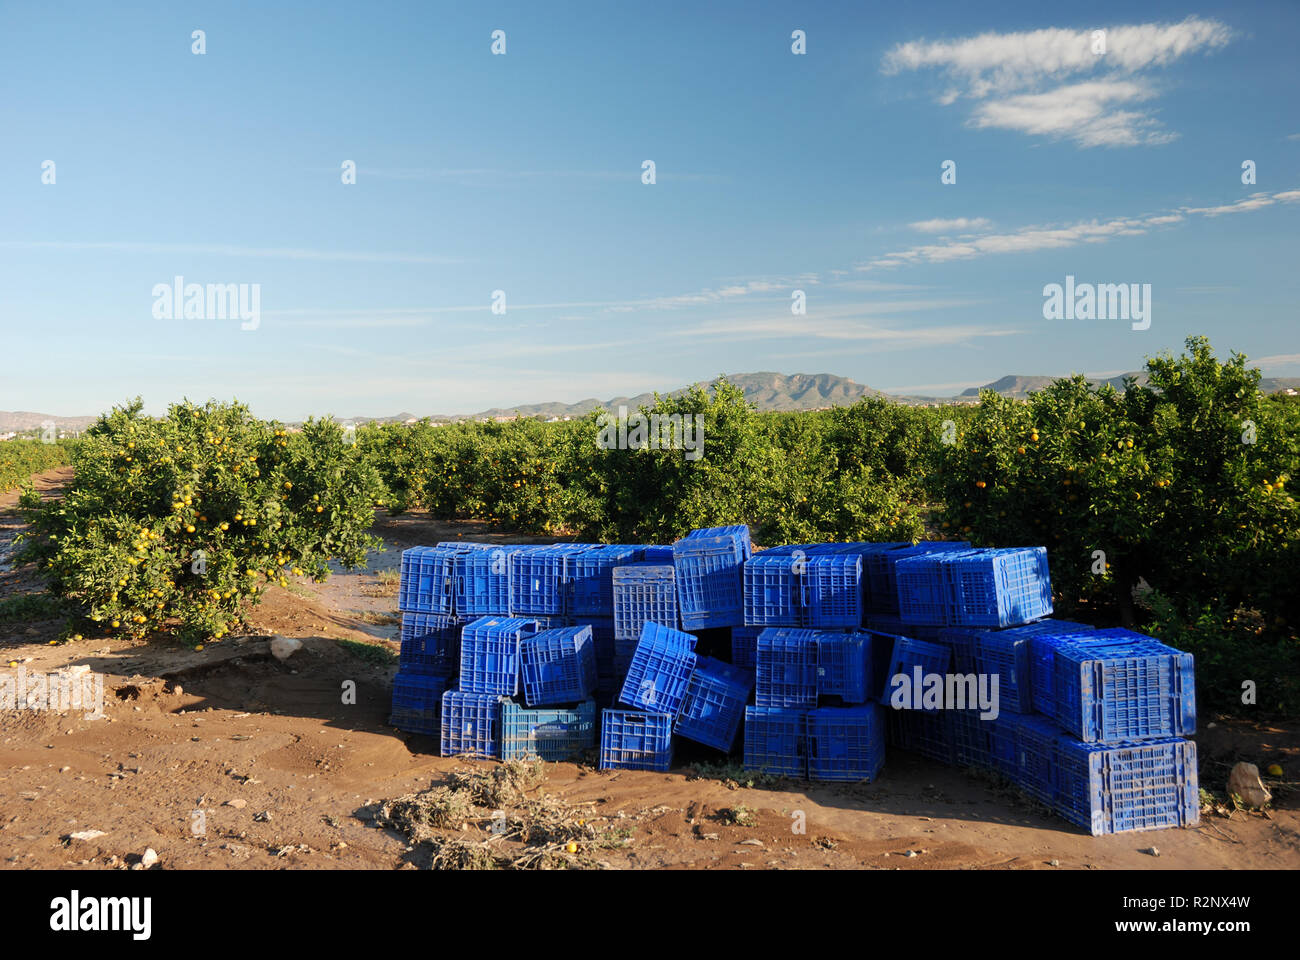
[19,399,382,642]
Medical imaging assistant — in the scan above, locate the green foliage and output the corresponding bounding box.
[20,398,383,642]
[0,438,73,494]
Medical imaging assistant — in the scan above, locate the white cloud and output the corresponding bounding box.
[1254,353,1300,369]
[861,189,1300,270]
[971,79,1177,147]
[882,18,1232,147]
[909,217,993,233]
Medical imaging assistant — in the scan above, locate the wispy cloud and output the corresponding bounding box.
[0,240,462,265]
[861,189,1299,270]
[1254,353,1300,370]
[883,18,1233,147]
[909,217,993,233]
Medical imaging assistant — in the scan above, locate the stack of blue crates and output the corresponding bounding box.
[390,528,1199,836]
[744,625,884,781]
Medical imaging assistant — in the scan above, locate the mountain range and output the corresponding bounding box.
[5,370,1297,431]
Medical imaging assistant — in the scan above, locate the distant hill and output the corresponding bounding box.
[9,370,1297,432]
[0,411,97,434]
[959,372,1300,399]
[444,372,889,421]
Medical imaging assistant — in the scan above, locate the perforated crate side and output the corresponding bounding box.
[612,564,678,640]
[806,703,886,782]
[1054,736,1199,835]
[881,637,952,710]
[508,546,578,616]
[455,545,512,616]
[754,628,818,708]
[743,706,807,777]
[1013,714,1060,805]
[519,624,598,707]
[500,700,597,762]
[814,631,872,703]
[802,553,864,628]
[742,554,801,627]
[399,613,462,678]
[675,655,754,751]
[458,615,539,697]
[598,709,673,771]
[399,546,458,615]
[440,691,503,759]
[570,545,640,617]
[618,622,699,714]
[673,531,750,629]
[1052,636,1196,743]
[947,547,1053,628]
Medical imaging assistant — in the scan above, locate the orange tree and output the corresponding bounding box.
[932,337,1299,711]
[1,438,74,493]
[19,398,382,643]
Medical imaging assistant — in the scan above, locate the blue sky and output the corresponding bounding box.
[2,0,1297,419]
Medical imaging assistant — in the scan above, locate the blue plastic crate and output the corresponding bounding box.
[581,616,617,669]
[500,699,597,762]
[455,544,512,616]
[944,547,1053,628]
[618,622,698,714]
[612,563,678,641]
[458,616,539,697]
[1055,736,1199,835]
[743,706,807,777]
[675,656,754,751]
[755,628,818,708]
[399,613,461,677]
[807,703,886,782]
[1026,622,1102,714]
[599,709,673,771]
[881,636,952,710]
[968,620,1088,714]
[936,625,982,675]
[639,545,675,564]
[887,707,954,764]
[950,709,991,768]
[895,549,983,626]
[743,552,801,627]
[1014,714,1060,805]
[802,553,864,628]
[815,631,872,703]
[1051,631,1196,743]
[569,545,640,616]
[390,672,449,736]
[399,546,458,615]
[519,625,598,706]
[440,690,502,759]
[673,527,752,630]
[863,542,969,615]
[509,545,582,616]
[731,626,761,672]
[986,713,1018,777]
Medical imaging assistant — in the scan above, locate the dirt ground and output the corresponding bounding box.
[1,468,1297,870]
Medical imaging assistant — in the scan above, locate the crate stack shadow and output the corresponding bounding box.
[390,528,1199,836]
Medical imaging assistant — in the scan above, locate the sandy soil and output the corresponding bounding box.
[1,468,1297,870]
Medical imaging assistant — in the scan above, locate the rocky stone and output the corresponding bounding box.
[1227,761,1272,808]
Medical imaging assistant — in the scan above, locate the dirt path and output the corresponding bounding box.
[1,509,1297,870]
